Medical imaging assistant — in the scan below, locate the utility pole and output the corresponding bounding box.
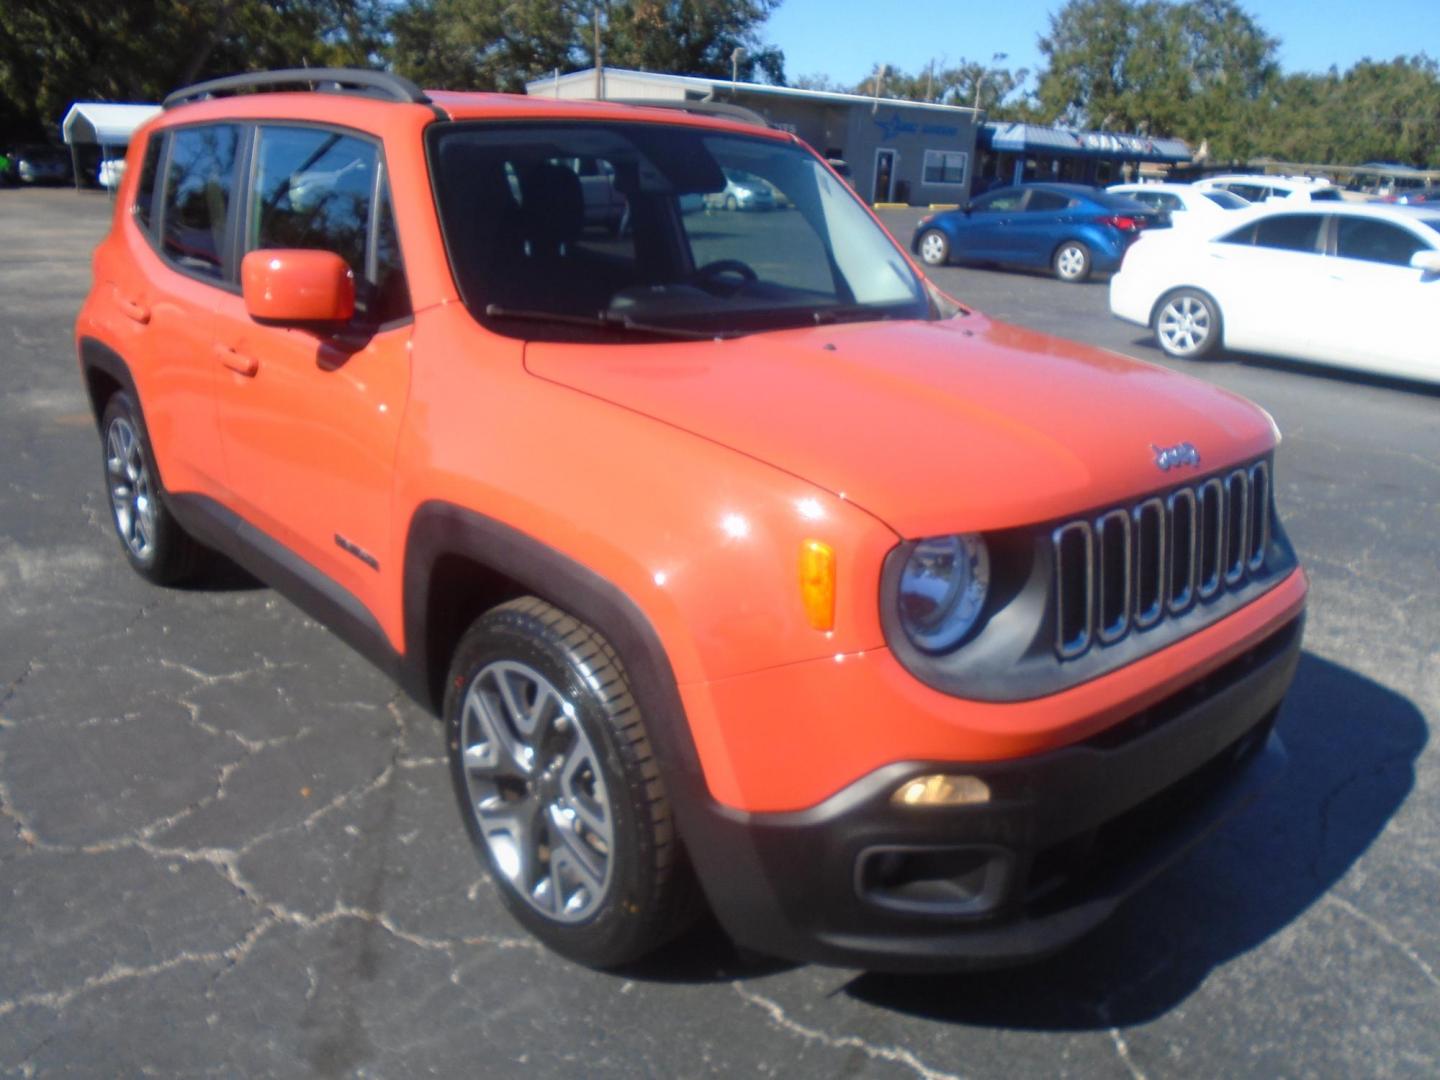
[593,4,603,99]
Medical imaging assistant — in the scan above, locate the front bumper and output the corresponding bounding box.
[678,614,1302,971]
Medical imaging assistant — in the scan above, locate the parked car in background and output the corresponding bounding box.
[1373,186,1435,206]
[1111,202,1440,383]
[704,168,775,211]
[97,158,127,190]
[6,144,72,185]
[1109,182,1249,233]
[1193,174,1343,205]
[912,183,1166,282]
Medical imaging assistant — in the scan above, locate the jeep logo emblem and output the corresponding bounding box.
[1152,441,1201,471]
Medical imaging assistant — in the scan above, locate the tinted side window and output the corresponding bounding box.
[1309,188,1342,202]
[1217,222,1257,245]
[1253,214,1323,253]
[1026,191,1071,212]
[975,190,1023,211]
[134,134,164,234]
[1336,218,1429,267]
[251,127,377,277]
[162,124,240,279]
[1228,184,1265,202]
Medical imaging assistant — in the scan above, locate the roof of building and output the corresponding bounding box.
[62,102,162,146]
[982,122,1192,163]
[525,67,980,116]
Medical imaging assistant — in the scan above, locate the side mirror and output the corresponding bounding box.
[241,249,355,325]
[962,202,974,215]
[1409,249,1440,275]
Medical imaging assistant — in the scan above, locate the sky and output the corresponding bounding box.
[761,0,1439,90]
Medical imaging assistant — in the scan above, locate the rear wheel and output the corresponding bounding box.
[1154,288,1221,359]
[918,229,950,267]
[445,596,695,967]
[99,391,202,585]
[1052,241,1091,282]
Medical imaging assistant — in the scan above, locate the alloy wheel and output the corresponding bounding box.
[105,415,156,562]
[1157,295,1213,356]
[457,659,613,923]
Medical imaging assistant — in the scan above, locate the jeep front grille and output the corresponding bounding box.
[1053,460,1271,659]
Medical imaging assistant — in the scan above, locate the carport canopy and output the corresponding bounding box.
[62,102,161,148]
[60,101,161,189]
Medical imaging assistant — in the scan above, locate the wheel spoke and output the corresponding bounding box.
[475,790,544,888]
[557,737,611,843]
[462,683,533,779]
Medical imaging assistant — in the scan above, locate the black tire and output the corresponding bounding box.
[98,391,202,585]
[1153,288,1222,360]
[1052,240,1092,282]
[445,596,695,967]
[917,228,950,267]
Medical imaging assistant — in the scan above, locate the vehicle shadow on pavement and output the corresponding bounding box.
[843,650,1424,1028]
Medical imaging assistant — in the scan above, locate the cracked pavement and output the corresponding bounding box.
[1,190,1436,1077]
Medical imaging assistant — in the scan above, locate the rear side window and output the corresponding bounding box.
[1336,218,1429,266]
[1253,214,1323,253]
[1308,188,1342,202]
[249,125,410,323]
[162,124,240,279]
[134,134,163,234]
[1203,191,1247,210]
[1027,191,1071,212]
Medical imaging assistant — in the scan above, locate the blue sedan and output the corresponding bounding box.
[911,183,1166,282]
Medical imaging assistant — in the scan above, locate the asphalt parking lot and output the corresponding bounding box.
[1,187,1437,1077]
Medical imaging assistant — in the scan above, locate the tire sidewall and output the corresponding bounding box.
[444,607,656,967]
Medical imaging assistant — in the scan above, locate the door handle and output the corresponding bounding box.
[215,343,259,377]
[116,293,150,324]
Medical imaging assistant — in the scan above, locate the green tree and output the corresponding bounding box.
[848,60,1030,111]
[0,0,385,142]
[1033,0,1277,156]
[385,0,786,94]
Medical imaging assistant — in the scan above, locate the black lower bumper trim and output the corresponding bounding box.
[677,616,1302,972]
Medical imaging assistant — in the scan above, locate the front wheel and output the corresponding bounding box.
[445,597,695,968]
[917,229,950,267]
[1052,241,1091,282]
[1154,288,1221,359]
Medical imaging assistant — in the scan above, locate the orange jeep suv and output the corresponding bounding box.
[76,69,1308,971]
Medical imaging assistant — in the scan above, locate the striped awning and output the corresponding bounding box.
[982,123,1192,163]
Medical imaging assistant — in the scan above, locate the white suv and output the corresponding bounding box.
[1194,174,1343,205]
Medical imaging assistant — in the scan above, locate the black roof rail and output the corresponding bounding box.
[163,68,431,110]
[605,98,771,129]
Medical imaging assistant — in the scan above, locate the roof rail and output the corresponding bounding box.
[163,68,430,110]
[605,98,771,129]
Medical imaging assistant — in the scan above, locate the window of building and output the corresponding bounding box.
[922,149,967,186]
[161,124,240,279]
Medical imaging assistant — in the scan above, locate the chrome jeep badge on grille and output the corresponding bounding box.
[1152,441,1201,471]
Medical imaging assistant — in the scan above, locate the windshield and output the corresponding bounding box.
[427,121,930,338]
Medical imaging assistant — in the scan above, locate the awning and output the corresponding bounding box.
[981,123,1192,163]
[62,102,161,147]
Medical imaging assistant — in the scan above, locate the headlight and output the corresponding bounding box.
[897,534,990,652]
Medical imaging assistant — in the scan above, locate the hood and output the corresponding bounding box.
[524,314,1275,538]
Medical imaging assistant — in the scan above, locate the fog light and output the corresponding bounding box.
[891,773,991,807]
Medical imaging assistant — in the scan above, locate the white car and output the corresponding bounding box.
[1111,202,1440,383]
[1193,174,1344,205]
[1109,182,1249,233]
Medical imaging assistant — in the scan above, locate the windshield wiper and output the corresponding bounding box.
[484,304,734,341]
[811,303,904,326]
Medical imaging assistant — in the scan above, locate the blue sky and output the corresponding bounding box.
[761,0,1439,89]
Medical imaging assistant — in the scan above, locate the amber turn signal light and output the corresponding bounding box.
[798,539,836,631]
